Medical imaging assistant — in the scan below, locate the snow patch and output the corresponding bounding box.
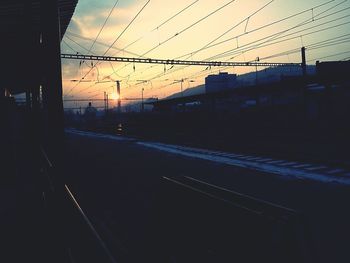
[137,142,350,185]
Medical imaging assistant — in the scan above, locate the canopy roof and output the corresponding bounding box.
[0,0,78,94]
[0,0,78,38]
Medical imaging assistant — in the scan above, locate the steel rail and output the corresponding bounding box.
[65,185,118,263]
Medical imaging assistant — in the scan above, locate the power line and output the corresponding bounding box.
[257,35,350,61]
[135,0,273,76]
[65,0,201,94]
[242,0,349,52]
[89,0,120,53]
[106,0,201,59]
[151,0,200,32]
[116,0,344,86]
[64,35,134,95]
[181,0,274,60]
[144,34,350,96]
[110,0,237,75]
[65,35,97,54]
[177,0,338,61]
[63,1,350,100]
[62,39,78,53]
[64,0,151,96]
[74,0,329,96]
[207,7,350,61]
[307,50,350,62]
[140,0,237,57]
[70,0,238,97]
[103,0,151,56]
[65,32,144,57]
[244,0,346,54]
[126,17,350,89]
[61,53,301,67]
[220,19,350,60]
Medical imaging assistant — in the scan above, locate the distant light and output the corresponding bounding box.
[110,93,120,100]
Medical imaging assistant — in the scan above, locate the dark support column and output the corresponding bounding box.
[40,4,68,262]
[301,47,307,77]
[40,0,64,164]
[25,1,43,149]
[106,94,109,112]
[104,92,107,113]
[24,1,33,112]
[117,81,121,113]
[26,89,32,109]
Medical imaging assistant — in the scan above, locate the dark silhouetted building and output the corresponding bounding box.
[205,72,237,93]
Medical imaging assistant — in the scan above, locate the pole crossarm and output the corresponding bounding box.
[61,53,302,67]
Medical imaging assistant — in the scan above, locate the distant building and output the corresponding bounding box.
[316,60,350,83]
[205,72,237,94]
[84,102,97,122]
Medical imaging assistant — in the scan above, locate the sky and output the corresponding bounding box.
[61,0,350,108]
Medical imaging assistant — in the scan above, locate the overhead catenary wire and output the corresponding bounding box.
[177,0,338,60]
[307,50,350,62]
[64,1,121,97]
[139,0,237,57]
[109,0,237,75]
[218,18,350,60]
[114,0,345,88]
[246,35,350,62]
[64,0,350,100]
[206,6,350,61]
[142,34,350,95]
[103,0,151,56]
[64,34,135,90]
[65,0,151,96]
[151,0,200,32]
[68,0,337,97]
[65,32,145,57]
[88,0,120,53]
[149,8,350,82]
[113,0,201,56]
[69,0,238,97]
[116,0,275,82]
[62,39,78,54]
[125,17,350,94]
[216,0,343,53]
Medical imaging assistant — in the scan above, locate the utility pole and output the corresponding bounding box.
[116,80,121,113]
[255,57,259,85]
[301,47,307,77]
[104,91,106,113]
[106,93,109,113]
[175,79,185,97]
[104,91,109,114]
[141,88,144,112]
[181,79,184,97]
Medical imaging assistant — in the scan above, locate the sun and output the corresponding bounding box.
[110,92,120,100]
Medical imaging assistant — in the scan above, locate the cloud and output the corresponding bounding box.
[62,0,350,100]
[66,18,83,36]
[61,59,80,79]
[72,0,138,30]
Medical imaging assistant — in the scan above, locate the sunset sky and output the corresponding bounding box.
[61,0,350,107]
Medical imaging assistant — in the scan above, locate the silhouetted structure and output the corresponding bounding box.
[0,1,81,262]
[205,72,238,93]
[316,60,350,83]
